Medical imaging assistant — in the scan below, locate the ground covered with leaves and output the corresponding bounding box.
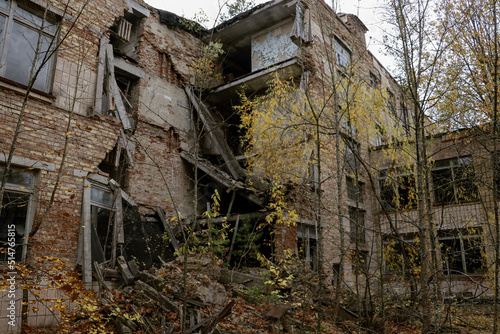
[16,255,496,334]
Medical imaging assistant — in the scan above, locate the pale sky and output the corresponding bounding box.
[144,0,393,71]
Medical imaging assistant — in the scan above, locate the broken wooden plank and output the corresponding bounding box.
[105,43,131,130]
[117,256,135,285]
[114,80,132,130]
[93,36,108,116]
[119,129,135,168]
[180,151,264,207]
[93,261,110,293]
[227,214,240,263]
[135,280,178,312]
[81,179,92,283]
[130,304,156,334]
[111,183,124,267]
[157,207,180,251]
[114,139,123,167]
[128,259,140,278]
[201,299,236,334]
[171,291,207,308]
[185,86,245,180]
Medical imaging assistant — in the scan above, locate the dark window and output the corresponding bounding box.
[349,207,365,244]
[375,123,386,146]
[370,72,379,88]
[332,262,342,287]
[346,177,363,203]
[384,234,420,275]
[298,224,318,271]
[379,168,417,210]
[344,138,360,174]
[432,157,478,204]
[439,229,485,275]
[335,38,350,69]
[387,90,396,117]
[0,166,34,262]
[90,184,115,264]
[0,0,58,92]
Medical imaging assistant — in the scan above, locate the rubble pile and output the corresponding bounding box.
[81,255,342,334]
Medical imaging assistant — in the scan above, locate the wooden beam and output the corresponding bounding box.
[105,44,131,130]
[82,180,92,283]
[157,207,180,251]
[185,87,245,180]
[93,36,107,116]
[180,151,264,207]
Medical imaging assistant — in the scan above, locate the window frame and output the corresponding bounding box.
[344,136,360,174]
[348,206,366,244]
[334,37,351,70]
[431,156,479,205]
[438,228,485,276]
[0,0,59,93]
[0,165,37,262]
[297,222,318,271]
[378,167,417,210]
[346,176,363,203]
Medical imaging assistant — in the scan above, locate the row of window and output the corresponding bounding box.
[384,229,485,276]
[0,165,118,265]
[379,156,480,209]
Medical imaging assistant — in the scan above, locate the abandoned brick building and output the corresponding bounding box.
[0,0,496,330]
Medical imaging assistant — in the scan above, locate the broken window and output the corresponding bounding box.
[348,207,365,244]
[332,262,342,287]
[387,90,396,117]
[400,102,410,134]
[115,71,139,122]
[110,13,141,59]
[298,224,318,271]
[335,38,351,69]
[346,177,363,203]
[89,182,114,264]
[375,122,386,146]
[432,156,478,205]
[80,175,129,282]
[370,72,380,88]
[0,166,35,262]
[378,168,417,210]
[0,0,58,92]
[384,233,420,275]
[439,228,485,276]
[344,137,360,174]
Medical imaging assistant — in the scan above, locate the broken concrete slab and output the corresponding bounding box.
[219,268,264,289]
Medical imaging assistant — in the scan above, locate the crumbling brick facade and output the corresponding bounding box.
[0,0,495,330]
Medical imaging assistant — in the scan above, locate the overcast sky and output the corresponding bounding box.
[144,0,393,71]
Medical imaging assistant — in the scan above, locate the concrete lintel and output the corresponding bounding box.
[0,155,55,172]
[125,0,150,17]
[114,57,145,79]
[73,169,89,178]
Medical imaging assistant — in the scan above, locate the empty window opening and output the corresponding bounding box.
[349,207,366,244]
[346,177,363,203]
[439,228,485,275]
[0,166,35,262]
[0,0,58,92]
[379,168,417,210]
[432,156,478,205]
[298,224,318,271]
[110,13,141,60]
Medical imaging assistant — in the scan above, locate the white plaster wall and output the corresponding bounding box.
[251,19,298,72]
